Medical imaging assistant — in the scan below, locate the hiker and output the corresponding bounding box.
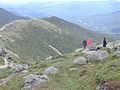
[82,40,87,49]
[103,37,107,47]
[87,39,92,48]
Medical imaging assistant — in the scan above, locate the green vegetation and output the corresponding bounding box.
[0,58,4,65]
[0,75,24,90]
[0,14,119,90]
[28,52,120,90]
[0,45,119,90]
[0,68,13,79]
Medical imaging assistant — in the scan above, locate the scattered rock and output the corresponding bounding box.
[107,41,120,52]
[97,80,120,90]
[13,64,29,73]
[69,68,77,72]
[107,41,120,49]
[113,51,120,57]
[3,54,13,65]
[44,67,59,75]
[45,56,53,60]
[73,57,87,65]
[23,74,48,90]
[0,48,7,57]
[85,51,108,62]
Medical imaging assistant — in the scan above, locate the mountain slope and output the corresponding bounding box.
[0,17,115,61]
[0,8,26,28]
[0,40,119,90]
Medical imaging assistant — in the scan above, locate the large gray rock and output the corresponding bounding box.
[85,51,109,62]
[113,51,120,57]
[44,67,59,75]
[23,74,48,90]
[73,57,87,65]
[82,48,91,54]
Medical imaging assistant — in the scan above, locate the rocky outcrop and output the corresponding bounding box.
[13,64,29,73]
[22,74,48,90]
[73,57,87,65]
[0,48,7,57]
[85,51,109,62]
[107,41,120,49]
[0,48,29,86]
[44,67,59,75]
[82,49,92,54]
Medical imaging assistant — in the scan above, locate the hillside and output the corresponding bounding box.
[0,17,115,61]
[0,40,119,90]
[0,8,26,28]
[0,15,119,90]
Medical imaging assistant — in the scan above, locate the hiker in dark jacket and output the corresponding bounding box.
[103,37,107,47]
[83,40,87,49]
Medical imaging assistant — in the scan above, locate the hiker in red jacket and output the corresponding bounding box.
[87,39,92,48]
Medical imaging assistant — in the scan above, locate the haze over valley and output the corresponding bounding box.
[0,0,120,36]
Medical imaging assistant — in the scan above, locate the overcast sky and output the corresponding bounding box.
[0,0,119,3]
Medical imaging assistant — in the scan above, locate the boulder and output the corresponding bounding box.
[44,67,59,75]
[73,57,87,65]
[85,51,109,62]
[23,74,48,90]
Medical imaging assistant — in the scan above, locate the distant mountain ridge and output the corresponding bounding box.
[1,1,120,36]
[0,8,26,28]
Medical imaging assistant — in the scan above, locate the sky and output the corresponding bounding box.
[0,0,119,3]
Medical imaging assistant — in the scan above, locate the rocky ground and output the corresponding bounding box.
[0,40,119,90]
